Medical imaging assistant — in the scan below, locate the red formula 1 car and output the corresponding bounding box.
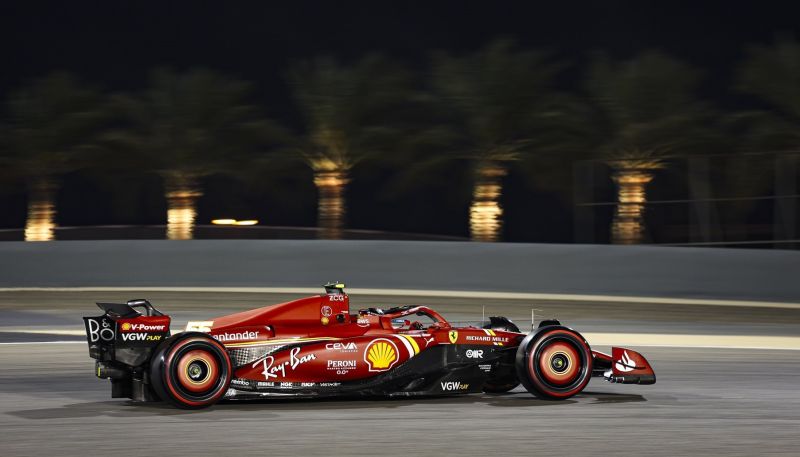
[83,283,655,408]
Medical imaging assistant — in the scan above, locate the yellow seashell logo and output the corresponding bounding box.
[364,339,399,372]
[121,322,131,331]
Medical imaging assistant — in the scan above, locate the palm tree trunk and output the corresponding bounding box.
[314,170,349,240]
[611,168,654,244]
[470,162,507,242]
[165,174,202,240]
[24,177,57,242]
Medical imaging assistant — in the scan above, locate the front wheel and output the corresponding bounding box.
[149,332,232,409]
[515,326,592,400]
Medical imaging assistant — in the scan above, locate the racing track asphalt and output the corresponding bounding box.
[1,291,799,456]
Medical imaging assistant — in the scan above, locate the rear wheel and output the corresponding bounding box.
[150,333,232,409]
[515,326,592,400]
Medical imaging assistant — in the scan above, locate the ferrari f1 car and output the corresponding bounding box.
[83,283,655,408]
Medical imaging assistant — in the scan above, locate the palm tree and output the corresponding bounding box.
[737,36,800,149]
[586,52,710,244]
[0,73,105,241]
[431,40,565,241]
[110,68,280,240]
[288,55,416,239]
[736,36,800,246]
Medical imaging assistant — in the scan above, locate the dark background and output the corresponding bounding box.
[1,1,798,240]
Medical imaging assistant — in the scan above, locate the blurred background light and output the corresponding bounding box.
[23,200,55,242]
[210,219,258,226]
[469,164,506,242]
[165,188,201,240]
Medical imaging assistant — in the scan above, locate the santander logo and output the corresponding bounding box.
[615,351,636,373]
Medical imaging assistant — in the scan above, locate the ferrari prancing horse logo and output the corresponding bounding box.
[448,330,458,344]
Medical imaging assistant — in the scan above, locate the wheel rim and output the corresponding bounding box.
[538,342,579,385]
[176,349,219,393]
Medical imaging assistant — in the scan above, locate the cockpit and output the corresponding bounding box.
[357,305,449,332]
[321,282,449,333]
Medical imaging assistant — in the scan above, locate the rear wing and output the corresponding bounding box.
[83,299,171,367]
[96,299,165,318]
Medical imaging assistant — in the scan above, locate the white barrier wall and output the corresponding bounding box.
[0,240,797,302]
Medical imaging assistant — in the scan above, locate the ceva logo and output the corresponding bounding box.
[326,342,358,352]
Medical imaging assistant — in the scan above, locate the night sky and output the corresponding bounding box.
[3,1,800,119]
[1,1,799,240]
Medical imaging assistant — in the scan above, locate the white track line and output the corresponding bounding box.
[582,333,800,351]
[2,329,85,336]
[1,286,799,309]
[0,341,84,345]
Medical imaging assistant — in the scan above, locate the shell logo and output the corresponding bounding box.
[121,322,131,331]
[364,339,399,372]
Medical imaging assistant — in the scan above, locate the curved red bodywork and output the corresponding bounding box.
[197,291,523,384]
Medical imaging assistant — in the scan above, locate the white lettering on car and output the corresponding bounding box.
[129,323,166,332]
[325,342,358,352]
[213,331,259,342]
[120,333,163,342]
[327,359,357,375]
[252,347,316,380]
[440,381,470,391]
[87,318,115,342]
[465,335,509,343]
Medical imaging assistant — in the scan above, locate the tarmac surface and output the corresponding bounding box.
[1,291,799,456]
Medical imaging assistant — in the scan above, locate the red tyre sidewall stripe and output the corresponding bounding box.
[527,329,592,399]
[164,337,232,407]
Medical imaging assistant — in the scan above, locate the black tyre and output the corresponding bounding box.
[149,332,232,409]
[515,326,592,400]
